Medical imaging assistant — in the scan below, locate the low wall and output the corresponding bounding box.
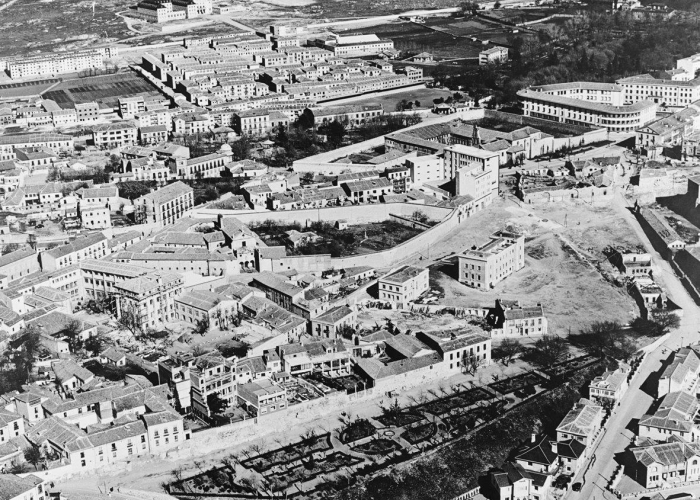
[291,162,382,175]
[484,109,600,137]
[522,185,617,205]
[193,202,453,226]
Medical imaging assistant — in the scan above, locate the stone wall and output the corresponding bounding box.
[522,185,617,205]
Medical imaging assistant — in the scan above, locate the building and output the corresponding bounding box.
[303,104,384,128]
[6,49,103,79]
[0,248,40,282]
[175,289,237,329]
[417,329,491,372]
[190,351,236,418]
[80,205,111,229]
[518,89,657,133]
[617,74,700,107]
[278,339,351,377]
[527,81,624,105]
[342,177,394,203]
[0,474,47,500]
[318,34,395,57]
[40,233,108,271]
[490,462,551,500]
[490,299,547,337]
[457,231,525,289]
[630,440,700,489]
[377,266,429,306]
[134,181,194,226]
[0,133,74,161]
[233,109,270,136]
[639,390,699,443]
[479,46,508,65]
[92,122,138,149]
[637,206,687,257]
[556,398,604,446]
[657,347,700,398]
[113,271,184,330]
[310,305,356,339]
[237,379,287,416]
[0,410,24,444]
[589,365,630,404]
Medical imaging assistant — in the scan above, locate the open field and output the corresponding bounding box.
[424,199,643,333]
[0,0,130,57]
[341,87,454,111]
[42,71,161,109]
[0,79,59,100]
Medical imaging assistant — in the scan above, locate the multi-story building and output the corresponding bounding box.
[342,177,394,203]
[133,181,194,226]
[41,233,108,271]
[237,379,287,416]
[630,440,700,489]
[589,365,630,404]
[490,299,548,337]
[173,113,212,135]
[639,390,698,443]
[190,351,236,418]
[0,248,40,282]
[528,81,624,105]
[233,109,271,136]
[174,289,237,328]
[304,104,383,128]
[7,50,103,79]
[119,97,145,119]
[79,204,111,229]
[0,410,24,443]
[113,271,183,330]
[657,347,700,398]
[457,230,525,289]
[617,74,700,107]
[417,329,491,372]
[318,34,395,57]
[80,259,150,303]
[310,305,357,339]
[479,46,508,65]
[0,474,46,500]
[0,133,73,161]
[170,151,231,180]
[444,144,500,195]
[92,122,138,149]
[139,125,169,145]
[377,265,429,306]
[556,398,603,446]
[75,102,100,123]
[518,89,657,133]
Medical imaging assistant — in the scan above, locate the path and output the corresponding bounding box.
[566,193,700,500]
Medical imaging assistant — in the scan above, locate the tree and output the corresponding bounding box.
[462,352,481,375]
[411,210,429,223]
[194,316,210,336]
[324,120,346,147]
[653,310,681,336]
[206,392,229,419]
[231,135,252,161]
[84,334,107,357]
[524,334,568,369]
[24,444,43,471]
[337,324,356,340]
[2,243,21,255]
[62,319,84,352]
[118,301,142,337]
[493,338,523,366]
[380,399,402,423]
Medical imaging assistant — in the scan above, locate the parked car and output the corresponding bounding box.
[572,482,582,492]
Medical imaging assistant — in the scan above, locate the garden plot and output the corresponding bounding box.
[490,371,546,395]
[269,452,363,490]
[240,433,332,473]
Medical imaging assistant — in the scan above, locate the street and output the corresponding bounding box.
[566,193,700,500]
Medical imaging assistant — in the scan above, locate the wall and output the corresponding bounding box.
[291,162,382,175]
[522,185,617,205]
[484,109,601,137]
[193,202,453,226]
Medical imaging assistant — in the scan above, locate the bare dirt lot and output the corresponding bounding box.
[398,197,644,334]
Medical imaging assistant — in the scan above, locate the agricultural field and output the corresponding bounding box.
[41,72,161,109]
[0,79,60,100]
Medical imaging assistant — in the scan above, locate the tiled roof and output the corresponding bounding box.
[380,265,426,285]
[45,233,106,259]
[51,360,94,385]
[176,289,228,311]
[0,473,44,500]
[557,398,602,437]
[138,181,192,205]
[514,434,557,466]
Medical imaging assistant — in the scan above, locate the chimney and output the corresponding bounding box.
[531,433,537,444]
[551,441,558,454]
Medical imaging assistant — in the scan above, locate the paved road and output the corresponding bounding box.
[567,194,700,500]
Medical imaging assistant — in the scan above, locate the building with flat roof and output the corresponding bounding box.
[518,89,657,133]
[457,230,525,289]
[479,46,508,65]
[616,74,700,107]
[528,81,624,105]
[378,265,429,306]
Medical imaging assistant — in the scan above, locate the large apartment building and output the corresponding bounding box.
[518,89,657,133]
[457,230,525,289]
[134,181,194,226]
[189,351,236,418]
[6,50,103,79]
[377,266,429,306]
[113,271,183,330]
[41,233,109,271]
[617,74,700,107]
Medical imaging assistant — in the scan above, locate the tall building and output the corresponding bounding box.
[134,181,194,226]
[113,271,184,330]
[616,74,700,107]
[7,50,103,79]
[457,230,525,289]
